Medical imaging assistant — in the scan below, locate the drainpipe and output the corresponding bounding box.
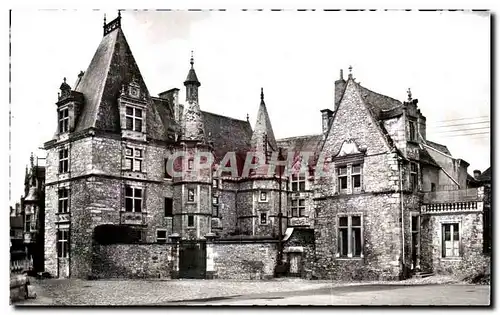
[398,158,406,277]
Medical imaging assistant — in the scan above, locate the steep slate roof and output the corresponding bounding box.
[419,147,440,168]
[72,25,169,142]
[151,97,179,141]
[426,140,452,156]
[357,84,403,120]
[251,89,277,152]
[202,111,253,163]
[277,134,324,172]
[478,167,491,182]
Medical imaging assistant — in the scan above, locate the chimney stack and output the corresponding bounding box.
[473,170,481,180]
[320,109,334,139]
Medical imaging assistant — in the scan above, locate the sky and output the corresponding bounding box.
[9,9,490,205]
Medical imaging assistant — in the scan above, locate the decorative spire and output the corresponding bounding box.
[340,69,344,81]
[118,9,122,18]
[348,65,353,79]
[103,13,106,26]
[260,87,264,102]
[103,11,122,36]
[246,113,249,122]
[59,77,71,99]
[184,51,200,88]
[407,88,412,101]
[190,50,194,69]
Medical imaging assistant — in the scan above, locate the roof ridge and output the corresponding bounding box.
[358,83,403,105]
[277,134,323,141]
[201,110,250,124]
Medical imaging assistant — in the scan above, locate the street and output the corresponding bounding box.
[14,276,490,306]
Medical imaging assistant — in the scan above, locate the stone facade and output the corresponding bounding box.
[41,15,489,281]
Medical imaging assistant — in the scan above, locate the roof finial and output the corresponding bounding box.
[407,88,412,101]
[246,113,249,122]
[190,50,194,69]
[103,13,106,26]
[340,69,344,81]
[348,65,353,79]
[30,152,34,168]
[260,87,264,101]
[118,9,121,18]
[63,77,66,83]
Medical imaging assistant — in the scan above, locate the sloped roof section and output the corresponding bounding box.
[277,134,325,171]
[251,92,277,152]
[426,140,452,156]
[419,147,440,168]
[478,167,491,182]
[357,84,403,120]
[202,111,253,163]
[73,26,168,141]
[151,97,180,141]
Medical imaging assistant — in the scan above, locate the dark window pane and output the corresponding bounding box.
[165,198,173,216]
[299,208,306,217]
[299,182,306,191]
[126,107,133,115]
[135,119,142,132]
[353,175,361,188]
[188,215,194,227]
[352,216,361,226]
[339,228,348,256]
[125,198,133,212]
[411,217,418,232]
[134,189,142,198]
[292,208,298,217]
[134,199,142,212]
[135,108,142,118]
[339,216,348,226]
[353,227,362,256]
[125,186,132,197]
[157,230,167,239]
[339,177,347,189]
[213,205,219,217]
[292,182,298,191]
[126,117,133,130]
[338,167,347,175]
[299,199,305,206]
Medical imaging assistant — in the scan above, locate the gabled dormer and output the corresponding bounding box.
[332,139,367,195]
[56,77,84,139]
[118,76,148,141]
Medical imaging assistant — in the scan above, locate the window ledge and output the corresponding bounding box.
[441,257,462,261]
[336,257,364,261]
[186,201,197,204]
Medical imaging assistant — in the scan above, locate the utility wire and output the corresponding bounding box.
[429,126,490,134]
[432,120,489,128]
[434,116,489,123]
[439,132,490,138]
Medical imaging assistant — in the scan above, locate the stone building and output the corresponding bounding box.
[42,14,490,280]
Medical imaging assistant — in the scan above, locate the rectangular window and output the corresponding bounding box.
[338,166,348,191]
[58,188,69,213]
[164,198,173,217]
[25,214,31,232]
[156,230,167,243]
[187,189,195,202]
[291,199,306,217]
[187,158,194,170]
[260,212,268,225]
[57,229,69,258]
[212,179,219,188]
[410,162,418,191]
[59,148,69,173]
[338,215,363,258]
[351,164,362,192]
[125,147,143,172]
[431,183,436,192]
[187,215,195,227]
[58,108,69,133]
[442,223,460,258]
[212,196,219,217]
[291,173,306,192]
[125,185,142,212]
[259,191,268,202]
[409,120,417,142]
[125,106,143,132]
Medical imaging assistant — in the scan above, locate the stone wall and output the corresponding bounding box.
[210,240,278,280]
[92,243,175,279]
[314,193,405,281]
[420,211,489,279]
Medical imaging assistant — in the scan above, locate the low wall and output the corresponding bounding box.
[92,243,175,279]
[210,240,278,280]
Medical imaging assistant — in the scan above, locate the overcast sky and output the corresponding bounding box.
[9,10,490,205]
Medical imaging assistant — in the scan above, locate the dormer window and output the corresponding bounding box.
[58,108,69,133]
[409,120,417,142]
[125,106,143,132]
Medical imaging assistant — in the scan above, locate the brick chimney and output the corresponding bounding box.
[158,88,181,121]
[334,69,347,110]
[320,109,334,139]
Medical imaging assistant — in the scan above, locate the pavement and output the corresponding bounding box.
[13,275,490,306]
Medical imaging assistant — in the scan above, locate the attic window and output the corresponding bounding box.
[125,106,143,132]
[58,108,69,133]
[409,120,417,142]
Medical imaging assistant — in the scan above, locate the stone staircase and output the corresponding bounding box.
[412,271,434,279]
